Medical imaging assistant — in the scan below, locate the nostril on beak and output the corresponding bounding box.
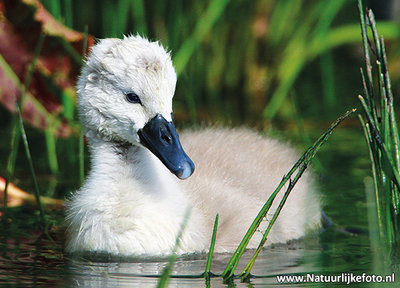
[161,133,172,144]
[160,125,172,144]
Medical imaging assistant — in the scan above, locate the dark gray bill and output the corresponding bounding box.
[138,114,195,179]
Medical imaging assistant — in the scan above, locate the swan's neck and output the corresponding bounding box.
[87,138,185,201]
[70,137,207,255]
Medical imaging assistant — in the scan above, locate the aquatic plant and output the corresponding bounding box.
[357,0,400,262]
[203,214,219,279]
[155,109,355,287]
[157,209,191,288]
[222,109,355,282]
[3,32,46,225]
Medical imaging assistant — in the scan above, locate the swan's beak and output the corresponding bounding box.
[138,114,195,180]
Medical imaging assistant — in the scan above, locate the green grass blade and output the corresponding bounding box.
[222,109,356,281]
[174,0,232,76]
[358,95,381,141]
[310,22,400,58]
[21,33,45,107]
[18,33,46,224]
[364,176,382,263]
[157,208,191,288]
[36,33,60,175]
[379,144,400,191]
[2,119,21,221]
[221,184,278,280]
[240,109,356,280]
[263,0,347,119]
[173,0,232,121]
[359,96,400,191]
[357,0,400,258]
[102,1,117,37]
[45,127,59,174]
[166,0,183,48]
[390,110,400,180]
[359,114,385,239]
[376,61,390,144]
[360,68,379,127]
[359,96,393,244]
[15,99,46,226]
[203,214,219,278]
[241,164,308,281]
[378,25,400,222]
[58,39,83,65]
[63,0,73,27]
[269,0,303,45]
[131,0,148,35]
[62,91,75,120]
[3,33,45,221]
[358,0,374,100]
[380,38,400,174]
[116,0,131,34]
[46,0,61,20]
[368,10,382,60]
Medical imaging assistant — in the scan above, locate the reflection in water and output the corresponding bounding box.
[0,210,374,287]
[0,230,68,287]
[67,243,322,287]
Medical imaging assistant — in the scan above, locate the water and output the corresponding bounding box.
[0,127,397,287]
[0,231,376,287]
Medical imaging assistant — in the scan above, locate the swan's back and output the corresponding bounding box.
[179,127,321,252]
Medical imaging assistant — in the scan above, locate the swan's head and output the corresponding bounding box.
[77,35,194,179]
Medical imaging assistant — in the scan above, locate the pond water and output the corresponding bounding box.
[0,126,398,287]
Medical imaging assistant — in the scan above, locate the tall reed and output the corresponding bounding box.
[357,0,400,261]
[203,214,219,279]
[2,33,47,226]
[153,110,354,285]
[157,208,191,288]
[222,109,355,282]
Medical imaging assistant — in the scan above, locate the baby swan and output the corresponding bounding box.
[65,35,321,256]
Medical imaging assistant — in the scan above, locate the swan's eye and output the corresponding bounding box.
[125,93,142,105]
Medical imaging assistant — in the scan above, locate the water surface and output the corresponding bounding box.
[0,127,396,287]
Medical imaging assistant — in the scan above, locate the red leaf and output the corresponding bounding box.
[0,0,95,137]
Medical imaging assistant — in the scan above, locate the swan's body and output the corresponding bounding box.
[65,35,321,256]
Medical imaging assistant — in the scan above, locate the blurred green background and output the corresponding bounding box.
[1,0,400,194]
[38,0,400,124]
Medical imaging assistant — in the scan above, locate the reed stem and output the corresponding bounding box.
[2,33,45,224]
[157,208,191,288]
[14,99,46,225]
[222,109,356,281]
[204,214,219,278]
[357,0,400,259]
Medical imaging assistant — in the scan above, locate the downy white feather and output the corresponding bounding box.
[65,35,321,256]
